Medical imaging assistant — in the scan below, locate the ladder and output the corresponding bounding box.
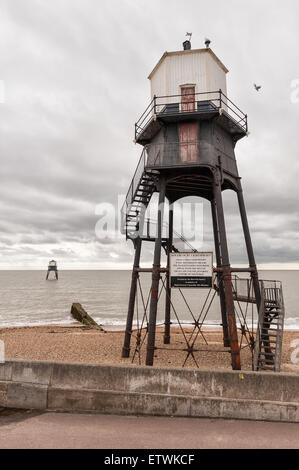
[253,281,285,372]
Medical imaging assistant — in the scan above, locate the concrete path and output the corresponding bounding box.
[0,410,299,449]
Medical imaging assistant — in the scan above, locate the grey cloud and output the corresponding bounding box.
[0,0,298,268]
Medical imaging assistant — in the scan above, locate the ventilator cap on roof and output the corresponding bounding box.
[183,40,191,50]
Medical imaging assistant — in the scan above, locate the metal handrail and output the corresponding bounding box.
[229,275,282,303]
[157,90,220,100]
[145,218,198,252]
[121,141,204,226]
[135,90,248,140]
[135,96,155,124]
[220,90,245,116]
[121,147,147,222]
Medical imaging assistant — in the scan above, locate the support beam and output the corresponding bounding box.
[211,198,230,347]
[237,183,266,364]
[214,267,256,273]
[146,178,166,366]
[121,237,142,358]
[134,267,168,273]
[237,184,261,309]
[213,175,241,370]
[164,204,173,344]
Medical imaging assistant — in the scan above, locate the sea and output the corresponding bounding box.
[0,270,298,330]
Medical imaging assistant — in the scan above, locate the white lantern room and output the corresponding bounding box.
[148,47,228,106]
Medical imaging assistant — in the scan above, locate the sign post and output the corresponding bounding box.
[169,252,213,289]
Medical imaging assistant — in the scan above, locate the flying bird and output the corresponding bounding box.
[205,38,211,48]
[254,83,262,92]
[186,32,192,40]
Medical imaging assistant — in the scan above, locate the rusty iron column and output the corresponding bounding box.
[236,183,271,362]
[164,204,173,344]
[121,237,143,358]
[146,177,166,366]
[211,198,230,347]
[236,183,261,309]
[213,174,241,370]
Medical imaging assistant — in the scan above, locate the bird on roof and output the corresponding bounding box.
[205,38,211,48]
[254,83,262,92]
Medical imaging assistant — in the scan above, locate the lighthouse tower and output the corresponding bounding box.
[121,40,285,371]
[46,260,58,280]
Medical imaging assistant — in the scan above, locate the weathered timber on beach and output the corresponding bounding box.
[71,303,104,330]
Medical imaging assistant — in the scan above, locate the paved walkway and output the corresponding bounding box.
[0,410,299,449]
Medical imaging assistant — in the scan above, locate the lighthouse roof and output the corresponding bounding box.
[148,48,229,80]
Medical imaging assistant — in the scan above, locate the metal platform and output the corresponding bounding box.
[135,90,248,144]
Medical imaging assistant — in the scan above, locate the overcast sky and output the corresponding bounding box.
[0,0,298,269]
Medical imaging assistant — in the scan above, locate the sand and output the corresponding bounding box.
[0,323,298,373]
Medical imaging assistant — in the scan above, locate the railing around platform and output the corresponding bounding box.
[230,276,282,304]
[135,90,248,141]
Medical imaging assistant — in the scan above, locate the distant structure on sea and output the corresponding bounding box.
[46,260,58,280]
[121,37,285,372]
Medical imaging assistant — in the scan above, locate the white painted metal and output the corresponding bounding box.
[149,48,228,105]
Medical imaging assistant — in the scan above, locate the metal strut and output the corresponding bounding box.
[213,172,241,370]
[146,177,166,366]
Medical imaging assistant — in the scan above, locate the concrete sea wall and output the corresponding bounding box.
[0,360,299,422]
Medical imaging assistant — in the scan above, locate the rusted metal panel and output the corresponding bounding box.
[181,86,196,112]
[179,122,198,163]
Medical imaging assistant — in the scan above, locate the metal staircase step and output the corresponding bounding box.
[259,358,276,363]
[121,147,158,239]
[261,330,278,334]
[259,362,275,366]
[253,282,285,373]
